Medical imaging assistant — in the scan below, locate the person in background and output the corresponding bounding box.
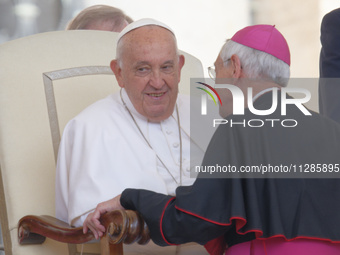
[66,5,133,32]
[56,18,207,255]
[319,8,340,123]
[84,24,340,255]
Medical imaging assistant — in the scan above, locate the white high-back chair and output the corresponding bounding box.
[0,30,203,255]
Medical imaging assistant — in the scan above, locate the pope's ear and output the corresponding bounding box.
[110,60,124,88]
[177,54,185,82]
[179,54,185,70]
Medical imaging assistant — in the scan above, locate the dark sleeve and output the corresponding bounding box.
[121,188,230,247]
[319,8,340,122]
[120,124,255,249]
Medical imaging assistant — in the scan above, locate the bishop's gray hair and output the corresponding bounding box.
[220,39,290,87]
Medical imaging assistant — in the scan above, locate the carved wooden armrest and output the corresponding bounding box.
[18,210,150,247]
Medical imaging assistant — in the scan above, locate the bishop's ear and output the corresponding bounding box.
[230,54,242,78]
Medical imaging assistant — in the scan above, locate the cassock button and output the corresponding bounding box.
[166,130,172,135]
[173,143,179,148]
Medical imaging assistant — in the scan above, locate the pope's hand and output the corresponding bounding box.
[83,194,124,239]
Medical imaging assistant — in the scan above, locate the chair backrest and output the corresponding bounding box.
[0,30,203,255]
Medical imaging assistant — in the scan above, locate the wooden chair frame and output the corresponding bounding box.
[18,210,150,255]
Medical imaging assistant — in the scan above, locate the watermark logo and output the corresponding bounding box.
[195,81,312,128]
[213,84,312,116]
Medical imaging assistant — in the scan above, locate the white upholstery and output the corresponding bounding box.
[0,30,203,255]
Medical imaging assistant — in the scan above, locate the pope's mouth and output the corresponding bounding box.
[146,92,166,98]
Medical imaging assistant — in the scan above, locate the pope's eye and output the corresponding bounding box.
[136,66,151,76]
[161,64,174,73]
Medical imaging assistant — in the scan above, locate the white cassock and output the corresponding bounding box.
[55,88,208,254]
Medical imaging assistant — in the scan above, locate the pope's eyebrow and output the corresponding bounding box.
[134,61,151,67]
[163,60,174,65]
[133,60,175,68]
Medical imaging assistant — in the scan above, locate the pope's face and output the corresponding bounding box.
[112,26,185,122]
